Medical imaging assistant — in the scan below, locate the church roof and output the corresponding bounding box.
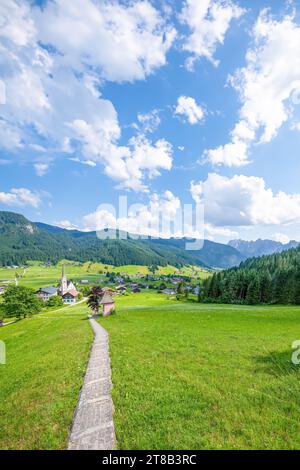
[100,293,115,304]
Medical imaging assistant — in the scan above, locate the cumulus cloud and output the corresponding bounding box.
[83,190,203,239]
[180,0,244,68]
[83,191,180,236]
[174,96,204,124]
[205,9,300,166]
[34,0,176,83]
[204,140,248,167]
[191,173,300,227]
[68,120,173,191]
[0,0,175,191]
[0,187,41,207]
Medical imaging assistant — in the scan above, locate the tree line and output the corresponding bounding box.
[202,246,300,305]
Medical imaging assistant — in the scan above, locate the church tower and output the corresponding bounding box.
[60,263,68,295]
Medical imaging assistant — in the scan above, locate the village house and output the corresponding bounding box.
[159,283,167,290]
[128,282,138,290]
[193,286,201,295]
[62,290,78,304]
[132,286,141,293]
[36,286,58,302]
[139,282,149,289]
[162,288,176,295]
[102,286,117,297]
[0,285,7,295]
[116,285,127,295]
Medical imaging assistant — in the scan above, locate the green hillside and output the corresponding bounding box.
[0,211,244,269]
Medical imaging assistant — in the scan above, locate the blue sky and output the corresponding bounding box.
[1,0,300,243]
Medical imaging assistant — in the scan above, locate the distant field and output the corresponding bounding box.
[0,303,92,450]
[0,261,210,289]
[99,293,300,449]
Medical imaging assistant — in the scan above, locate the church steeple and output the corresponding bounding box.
[60,263,68,295]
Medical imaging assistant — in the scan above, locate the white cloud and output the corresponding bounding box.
[204,140,248,166]
[191,173,300,227]
[137,110,161,134]
[180,0,244,67]
[83,191,181,237]
[0,187,41,207]
[291,122,300,131]
[34,0,176,83]
[175,96,204,124]
[0,120,23,150]
[34,162,50,177]
[205,9,300,166]
[83,190,203,239]
[204,223,238,240]
[0,0,175,191]
[0,0,35,46]
[69,158,97,167]
[55,219,78,230]
[272,233,291,245]
[67,120,173,191]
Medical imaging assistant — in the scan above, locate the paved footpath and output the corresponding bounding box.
[68,317,116,450]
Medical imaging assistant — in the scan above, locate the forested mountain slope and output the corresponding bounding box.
[0,211,244,269]
[203,247,300,304]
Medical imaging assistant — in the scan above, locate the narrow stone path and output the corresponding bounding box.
[68,317,116,450]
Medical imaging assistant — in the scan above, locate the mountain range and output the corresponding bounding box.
[228,239,299,258]
[0,211,244,269]
[1,211,298,269]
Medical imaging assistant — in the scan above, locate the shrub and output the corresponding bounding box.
[3,286,43,319]
[46,296,63,308]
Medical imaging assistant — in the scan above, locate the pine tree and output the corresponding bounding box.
[246,275,260,305]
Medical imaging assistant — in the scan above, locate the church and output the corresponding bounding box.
[58,264,79,304]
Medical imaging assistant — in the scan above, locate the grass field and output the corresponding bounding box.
[0,261,210,290]
[99,292,300,450]
[2,289,299,450]
[0,303,92,450]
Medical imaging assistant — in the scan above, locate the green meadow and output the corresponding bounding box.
[99,293,300,450]
[1,289,300,450]
[0,304,92,450]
